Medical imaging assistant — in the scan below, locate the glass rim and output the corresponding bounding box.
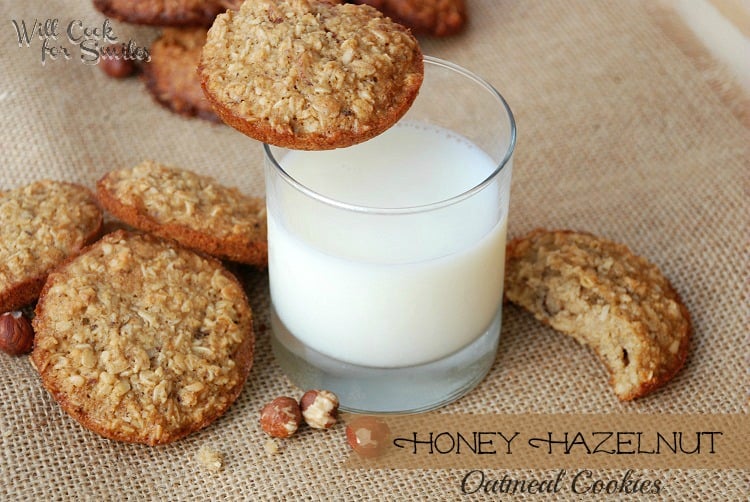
[263,55,516,215]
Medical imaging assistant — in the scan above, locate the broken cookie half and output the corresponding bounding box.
[504,229,691,401]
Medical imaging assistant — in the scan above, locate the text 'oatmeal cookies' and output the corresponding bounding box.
[0,180,102,313]
[504,229,691,401]
[97,161,267,266]
[199,0,424,150]
[31,231,255,445]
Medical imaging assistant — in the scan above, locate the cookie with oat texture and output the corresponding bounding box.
[32,230,255,445]
[199,0,424,150]
[504,229,691,401]
[97,161,267,266]
[0,180,102,312]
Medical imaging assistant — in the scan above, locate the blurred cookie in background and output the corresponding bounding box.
[93,0,227,27]
[349,0,467,37]
[143,28,220,122]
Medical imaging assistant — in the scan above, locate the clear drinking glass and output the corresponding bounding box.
[264,56,516,413]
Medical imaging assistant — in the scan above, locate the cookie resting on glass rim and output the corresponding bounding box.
[199,0,424,150]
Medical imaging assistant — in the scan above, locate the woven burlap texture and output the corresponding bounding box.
[1,0,747,500]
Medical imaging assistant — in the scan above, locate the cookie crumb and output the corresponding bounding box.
[197,446,224,472]
[263,438,279,455]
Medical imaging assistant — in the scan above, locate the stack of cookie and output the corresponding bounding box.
[92,0,227,121]
[1,163,267,445]
[91,0,468,122]
[7,0,440,448]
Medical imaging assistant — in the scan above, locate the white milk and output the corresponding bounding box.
[268,122,509,368]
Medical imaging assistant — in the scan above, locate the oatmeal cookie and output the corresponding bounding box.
[0,180,102,312]
[97,161,267,266]
[31,230,255,445]
[199,0,424,150]
[504,229,691,401]
[350,0,467,37]
[143,28,219,122]
[92,0,227,27]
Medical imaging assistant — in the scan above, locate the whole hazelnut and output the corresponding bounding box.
[299,390,339,429]
[346,416,391,458]
[99,46,137,79]
[0,311,34,356]
[259,396,302,438]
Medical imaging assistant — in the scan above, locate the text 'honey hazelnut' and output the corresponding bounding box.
[0,311,34,356]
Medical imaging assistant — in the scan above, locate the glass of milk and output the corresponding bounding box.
[264,56,516,413]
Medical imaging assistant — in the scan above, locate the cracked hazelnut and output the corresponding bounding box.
[346,416,391,458]
[299,390,339,429]
[260,396,302,438]
[0,311,34,355]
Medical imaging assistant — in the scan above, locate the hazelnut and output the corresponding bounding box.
[0,311,34,356]
[99,46,137,79]
[259,396,302,438]
[299,389,339,429]
[346,416,391,458]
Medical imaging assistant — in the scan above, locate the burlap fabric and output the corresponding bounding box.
[1,0,747,499]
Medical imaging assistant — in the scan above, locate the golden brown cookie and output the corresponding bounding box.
[143,28,220,122]
[504,229,691,401]
[96,161,267,266]
[92,0,227,27]
[0,180,102,313]
[351,0,467,37]
[31,230,255,445]
[199,0,424,150]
